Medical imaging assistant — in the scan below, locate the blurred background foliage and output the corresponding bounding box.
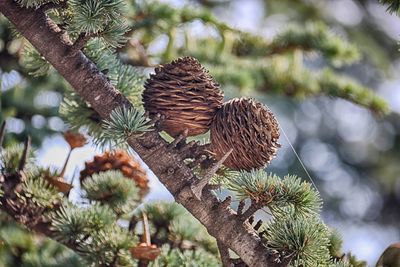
[1,0,400,264]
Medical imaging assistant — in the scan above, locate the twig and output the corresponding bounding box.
[148,113,162,128]
[248,216,254,225]
[18,136,31,171]
[190,149,232,200]
[254,220,263,231]
[141,212,151,245]
[240,200,262,222]
[65,174,76,198]
[71,32,97,52]
[0,121,6,148]
[220,196,232,209]
[237,200,245,215]
[40,1,67,12]
[168,128,188,148]
[59,148,72,177]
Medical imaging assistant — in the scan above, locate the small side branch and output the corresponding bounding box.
[220,196,232,209]
[248,216,254,225]
[237,200,245,215]
[240,200,262,222]
[40,1,67,12]
[71,32,98,53]
[18,136,31,171]
[190,149,232,200]
[0,121,6,148]
[254,220,263,231]
[217,240,232,267]
[168,129,188,148]
[141,212,151,246]
[148,113,164,131]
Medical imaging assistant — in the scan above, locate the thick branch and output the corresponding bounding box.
[0,2,286,266]
[218,240,232,267]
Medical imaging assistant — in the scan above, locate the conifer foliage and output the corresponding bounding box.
[0,0,390,266]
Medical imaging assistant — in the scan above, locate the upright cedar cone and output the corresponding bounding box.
[63,131,87,149]
[143,57,224,137]
[210,98,280,171]
[80,150,149,198]
[376,243,400,267]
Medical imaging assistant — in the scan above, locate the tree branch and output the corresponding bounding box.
[18,136,31,171]
[0,2,287,266]
[240,200,263,222]
[218,240,232,267]
[72,32,98,52]
[0,121,6,148]
[40,0,67,12]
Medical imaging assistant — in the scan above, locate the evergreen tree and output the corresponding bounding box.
[0,0,397,266]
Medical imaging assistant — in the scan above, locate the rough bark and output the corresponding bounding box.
[0,1,286,266]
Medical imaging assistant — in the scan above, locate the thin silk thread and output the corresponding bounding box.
[277,121,320,192]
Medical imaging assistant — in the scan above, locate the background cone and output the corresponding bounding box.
[80,150,149,198]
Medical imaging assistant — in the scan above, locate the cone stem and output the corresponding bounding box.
[141,212,151,246]
[60,148,73,177]
[18,136,31,171]
[0,121,6,148]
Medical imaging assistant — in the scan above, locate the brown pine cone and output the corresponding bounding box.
[63,131,87,149]
[80,150,149,198]
[143,56,224,137]
[210,97,280,171]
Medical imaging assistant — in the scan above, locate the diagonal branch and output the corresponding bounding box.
[18,136,31,171]
[0,2,286,266]
[218,240,232,267]
[0,121,6,148]
[240,199,263,222]
[190,148,232,200]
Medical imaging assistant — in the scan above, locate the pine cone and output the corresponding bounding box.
[377,243,400,267]
[210,98,280,171]
[63,131,87,149]
[143,57,224,137]
[80,150,149,197]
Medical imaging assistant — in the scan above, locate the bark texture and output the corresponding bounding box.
[0,1,287,266]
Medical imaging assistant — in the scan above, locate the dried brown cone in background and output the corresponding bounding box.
[210,97,280,171]
[42,168,73,194]
[143,56,224,137]
[80,150,149,198]
[63,131,87,149]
